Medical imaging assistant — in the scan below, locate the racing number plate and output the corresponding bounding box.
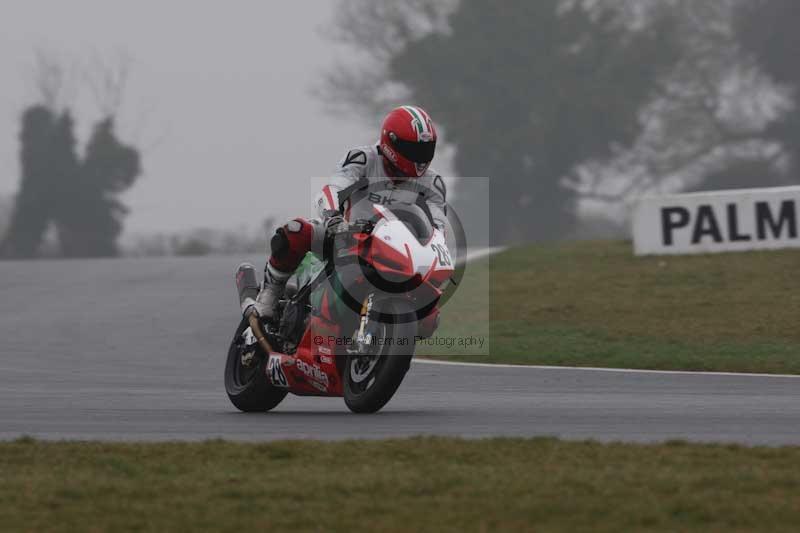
[266,355,289,388]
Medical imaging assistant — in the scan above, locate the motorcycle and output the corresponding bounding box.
[225,203,455,413]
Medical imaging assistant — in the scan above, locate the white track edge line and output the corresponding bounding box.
[413,358,800,379]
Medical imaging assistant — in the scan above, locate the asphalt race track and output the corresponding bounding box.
[1,255,798,445]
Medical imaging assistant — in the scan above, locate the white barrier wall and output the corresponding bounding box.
[632,186,800,256]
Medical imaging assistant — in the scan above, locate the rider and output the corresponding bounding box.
[239,105,448,320]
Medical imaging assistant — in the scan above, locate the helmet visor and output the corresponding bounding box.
[392,138,436,164]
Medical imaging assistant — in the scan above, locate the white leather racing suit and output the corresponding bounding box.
[315,144,448,231]
[239,144,450,319]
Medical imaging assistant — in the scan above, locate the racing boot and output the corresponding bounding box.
[237,262,291,319]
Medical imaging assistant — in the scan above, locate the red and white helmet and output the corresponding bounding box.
[380,105,437,178]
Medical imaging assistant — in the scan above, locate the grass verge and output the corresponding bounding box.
[426,240,800,373]
[2,437,799,532]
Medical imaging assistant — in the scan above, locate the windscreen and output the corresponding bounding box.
[388,203,434,245]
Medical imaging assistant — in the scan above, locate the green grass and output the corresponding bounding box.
[2,437,800,532]
[427,241,800,373]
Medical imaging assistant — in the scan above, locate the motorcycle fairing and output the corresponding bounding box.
[261,206,455,399]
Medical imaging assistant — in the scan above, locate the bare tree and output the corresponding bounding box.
[566,0,791,218]
[84,49,134,118]
[30,48,79,111]
[316,0,457,118]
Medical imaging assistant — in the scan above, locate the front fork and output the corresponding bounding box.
[354,292,375,350]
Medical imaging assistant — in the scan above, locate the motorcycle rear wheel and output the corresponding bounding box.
[224,318,288,412]
[344,298,416,413]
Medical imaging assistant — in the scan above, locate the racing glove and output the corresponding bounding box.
[322,210,348,236]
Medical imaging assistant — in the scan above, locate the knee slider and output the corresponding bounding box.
[269,219,315,273]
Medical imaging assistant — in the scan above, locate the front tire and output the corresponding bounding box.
[224,318,288,412]
[344,298,416,413]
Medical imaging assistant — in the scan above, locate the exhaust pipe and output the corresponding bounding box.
[236,263,274,354]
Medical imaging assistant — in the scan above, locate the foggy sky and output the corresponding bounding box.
[0,1,449,241]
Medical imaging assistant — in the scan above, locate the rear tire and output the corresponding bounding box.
[225,318,288,412]
[344,298,416,414]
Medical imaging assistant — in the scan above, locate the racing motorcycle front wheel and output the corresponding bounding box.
[344,297,416,414]
[224,318,288,412]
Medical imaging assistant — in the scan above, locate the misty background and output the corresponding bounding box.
[0,1,383,256]
[1,0,799,258]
